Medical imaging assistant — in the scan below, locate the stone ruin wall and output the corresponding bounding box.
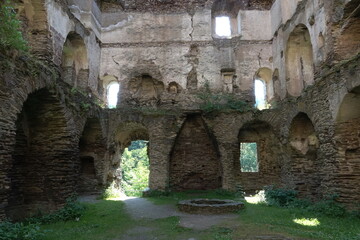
[0,0,359,220]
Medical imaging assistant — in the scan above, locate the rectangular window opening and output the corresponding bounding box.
[215,16,231,37]
[240,142,259,172]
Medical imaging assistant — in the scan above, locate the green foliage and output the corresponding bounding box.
[197,81,252,113]
[0,1,28,52]
[0,221,43,240]
[121,140,149,196]
[27,196,86,224]
[264,187,347,217]
[306,194,346,217]
[264,186,298,207]
[100,182,122,199]
[240,142,258,172]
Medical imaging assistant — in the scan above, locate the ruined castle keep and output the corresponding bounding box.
[0,0,359,220]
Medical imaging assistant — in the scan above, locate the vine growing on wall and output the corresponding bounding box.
[197,81,253,113]
[0,0,28,53]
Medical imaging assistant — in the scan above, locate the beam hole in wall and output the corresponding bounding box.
[240,142,258,172]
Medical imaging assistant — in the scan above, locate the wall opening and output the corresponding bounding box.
[254,79,266,110]
[289,112,319,199]
[215,16,231,37]
[237,121,281,194]
[6,89,76,221]
[211,0,242,38]
[334,86,360,207]
[107,81,120,108]
[61,32,89,89]
[170,114,222,191]
[240,142,258,172]
[286,24,314,97]
[113,122,149,195]
[121,140,149,197]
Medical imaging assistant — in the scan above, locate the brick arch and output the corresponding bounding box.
[334,85,360,207]
[0,68,78,220]
[288,112,320,199]
[78,117,107,195]
[5,88,78,220]
[61,32,89,90]
[235,120,282,194]
[169,114,222,191]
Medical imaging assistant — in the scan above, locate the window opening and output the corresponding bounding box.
[240,142,258,172]
[107,82,120,108]
[254,79,266,110]
[215,16,231,37]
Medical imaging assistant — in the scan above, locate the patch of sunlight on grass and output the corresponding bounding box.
[293,218,320,227]
[245,190,266,204]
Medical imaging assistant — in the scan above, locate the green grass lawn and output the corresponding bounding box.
[38,192,360,240]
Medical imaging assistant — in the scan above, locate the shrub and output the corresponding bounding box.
[0,1,28,52]
[307,194,346,217]
[101,182,123,199]
[0,221,43,240]
[27,196,86,224]
[197,81,252,113]
[264,186,297,207]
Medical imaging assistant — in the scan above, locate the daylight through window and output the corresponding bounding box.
[107,82,120,108]
[240,142,258,172]
[215,16,231,37]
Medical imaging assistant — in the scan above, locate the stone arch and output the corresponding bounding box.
[286,24,314,97]
[288,112,320,199]
[61,32,89,90]
[334,86,360,207]
[78,118,107,195]
[169,114,222,191]
[5,88,77,220]
[236,120,281,194]
[111,122,150,189]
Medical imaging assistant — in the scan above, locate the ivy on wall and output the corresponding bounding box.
[0,1,28,52]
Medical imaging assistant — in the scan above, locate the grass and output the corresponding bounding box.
[36,192,360,240]
[41,200,134,240]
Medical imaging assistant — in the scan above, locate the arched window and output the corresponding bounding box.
[107,82,120,108]
[254,79,266,110]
